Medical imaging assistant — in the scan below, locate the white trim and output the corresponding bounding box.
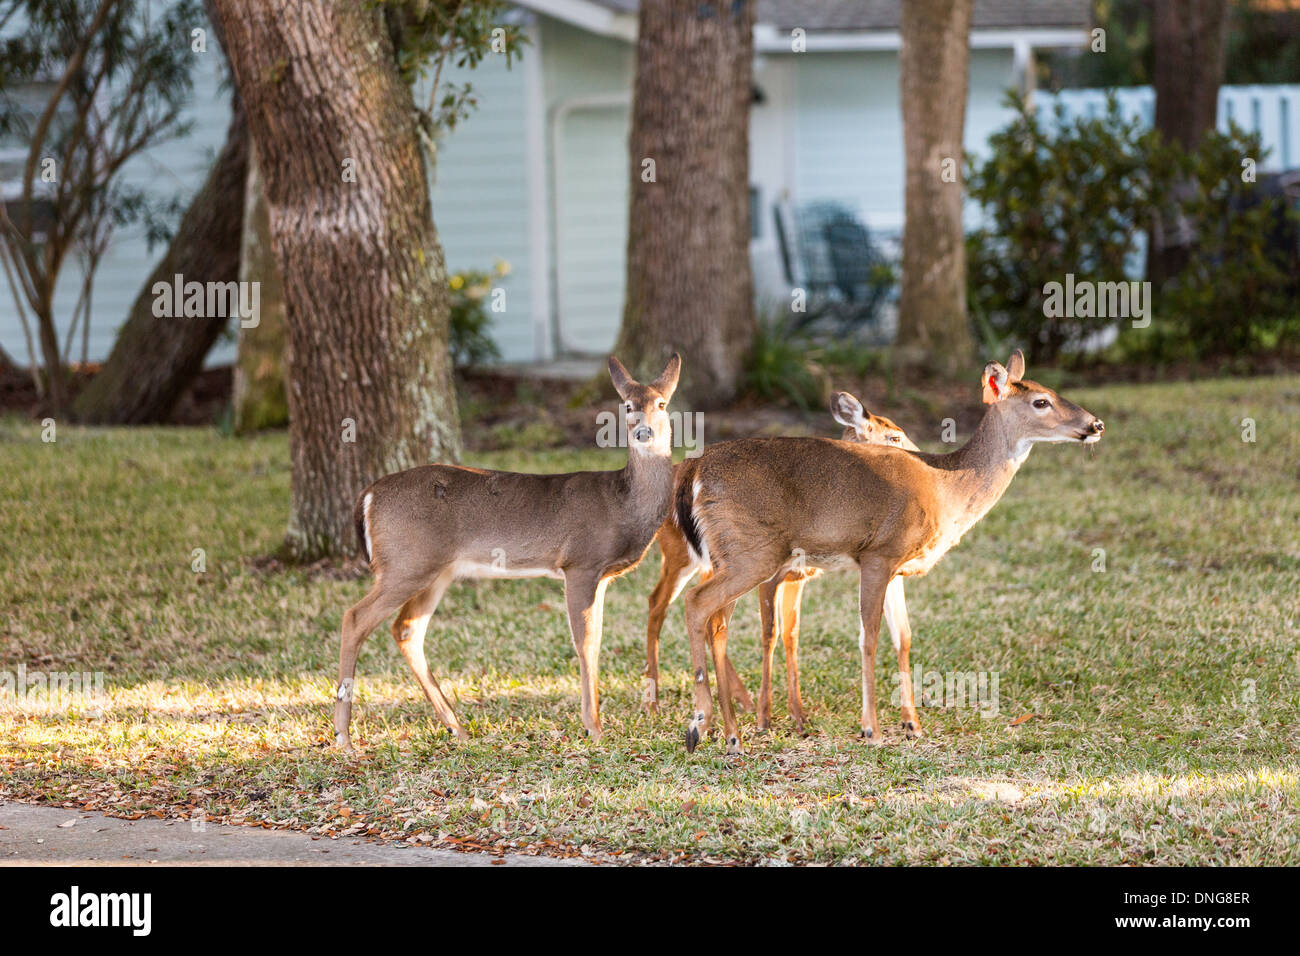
[516,3,1087,53]
[549,92,633,355]
[750,25,1087,54]
[522,19,554,361]
[516,0,636,41]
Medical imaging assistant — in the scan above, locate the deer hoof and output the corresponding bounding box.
[725,736,745,756]
[859,727,880,744]
[901,719,922,740]
[685,725,701,753]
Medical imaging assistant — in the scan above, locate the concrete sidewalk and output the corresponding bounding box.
[0,802,584,867]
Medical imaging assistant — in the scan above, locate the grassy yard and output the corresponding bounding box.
[2,375,1298,864]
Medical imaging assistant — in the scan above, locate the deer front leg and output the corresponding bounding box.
[755,574,781,732]
[882,576,920,738]
[715,601,754,712]
[779,576,808,736]
[644,536,696,713]
[564,572,608,741]
[856,560,892,742]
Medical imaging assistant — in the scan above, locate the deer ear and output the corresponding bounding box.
[982,362,1010,404]
[608,356,636,400]
[1006,349,1026,383]
[830,391,866,431]
[650,353,681,401]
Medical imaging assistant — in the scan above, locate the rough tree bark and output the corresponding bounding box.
[70,95,249,423]
[895,0,974,375]
[210,0,461,560]
[614,0,756,409]
[1147,0,1229,285]
[232,144,287,433]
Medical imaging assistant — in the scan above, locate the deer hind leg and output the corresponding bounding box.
[565,571,609,741]
[334,575,416,752]
[882,576,920,739]
[755,574,783,732]
[684,564,773,754]
[392,568,466,740]
[718,601,754,714]
[778,576,809,736]
[644,534,697,713]
[856,560,893,743]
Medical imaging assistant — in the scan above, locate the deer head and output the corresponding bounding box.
[982,350,1104,453]
[830,391,921,451]
[609,354,681,456]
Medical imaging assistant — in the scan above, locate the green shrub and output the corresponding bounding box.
[743,311,826,409]
[966,91,1155,362]
[1135,132,1300,359]
[967,91,1297,363]
[449,262,506,368]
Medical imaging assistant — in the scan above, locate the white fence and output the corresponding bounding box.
[1037,84,1300,171]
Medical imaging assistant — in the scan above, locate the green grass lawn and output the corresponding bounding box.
[2,375,1298,864]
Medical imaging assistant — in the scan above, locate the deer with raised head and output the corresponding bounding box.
[333,354,681,751]
[642,391,920,738]
[676,351,1104,753]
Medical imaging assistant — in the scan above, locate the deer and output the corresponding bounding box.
[642,391,920,740]
[333,354,681,752]
[675,350,1104,754]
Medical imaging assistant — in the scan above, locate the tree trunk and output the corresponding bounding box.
[210,0,461,560]
[895,0,974,375]
[232,144,287,433]
[614,0,756,409]
[70,96,249,423]
[1147,0,1229,285]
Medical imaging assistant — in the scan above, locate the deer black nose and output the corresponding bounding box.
[1090,419,1104,435]
[632,425,653,442]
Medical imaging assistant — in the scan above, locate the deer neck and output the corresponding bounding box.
[621,444,675,535]
[933,404,1031,534]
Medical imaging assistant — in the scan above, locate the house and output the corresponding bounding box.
[0,0,1093,369]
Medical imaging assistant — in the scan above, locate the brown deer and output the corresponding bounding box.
[642,391,920,739]
[333,354,681,751]
[676,351,1104,753]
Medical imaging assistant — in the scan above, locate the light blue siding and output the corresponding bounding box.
[424,51,535,362]
[541,19,634,356]
[793,48,1017,237]
[0,49,234,367]
[0,42,536,366]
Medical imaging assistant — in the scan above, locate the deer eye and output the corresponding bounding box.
[625,402,634,413]
[656,400,666,410]
[1032,398,1051,410]
[888,435,901,443]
